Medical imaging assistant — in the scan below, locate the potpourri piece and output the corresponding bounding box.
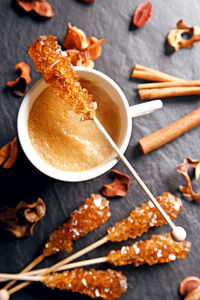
[101,169,130,197]
[28,35,96,120]
[107,192,182,242]
[107,233,191,267]
[0,198,46,238]
[63,22,106,68]
[16,0,54,18]
[133,1,152,28]
[176,157,200,203]
[167,19,200,52]
[0,137,18,169]
[179,276,200,298]
[43,268,127,300]
[43,194,110,256]
[7,62,31,96]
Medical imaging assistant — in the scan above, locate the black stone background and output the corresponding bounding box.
[0,0,200,299]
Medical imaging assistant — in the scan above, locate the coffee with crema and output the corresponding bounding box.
[28,79,121,172]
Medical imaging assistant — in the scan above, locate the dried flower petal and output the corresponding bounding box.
[63,22,106,68]
[16,0,54,18]
[0,198,46,238]
[101,169,130,197]
[65,49,81,65]
[77,57,95,68]
[133,1,152,28]
[63,22,88,50]
[176,157,200,202]
[85,37,106,60]
[66,50,95,68]
[0,137,18,169]
[7,62,31,96]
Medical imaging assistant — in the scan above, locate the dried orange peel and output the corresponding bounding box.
[7,62,31,96]
[63,22,106,68]
[28,35,96,120]
[176,157,200,202]
[0,137,18,169]
[167,19,200,51]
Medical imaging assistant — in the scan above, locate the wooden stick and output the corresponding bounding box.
[44,235,109,274]
[9,282,30,296]
[1,257,108,282]
[0,274,42,283]
[3,254,44,290]
[93,117,185,243]
[132,64,183,82]
[7,236,109,295]
[139,86,200,100]
[138,107,200,154]
[138,80,200,90]
[31,257,108,275]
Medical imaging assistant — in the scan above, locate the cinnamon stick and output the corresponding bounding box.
[139,86,200,100]
[132,64,183,82]
[138,80,200,90]
[138,107,200,154]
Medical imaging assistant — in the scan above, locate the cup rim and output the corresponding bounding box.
[17,67,132,182]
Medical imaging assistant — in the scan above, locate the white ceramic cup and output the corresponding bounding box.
[17,66,162,182]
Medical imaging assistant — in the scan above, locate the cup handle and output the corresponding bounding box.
[129,99,163,118]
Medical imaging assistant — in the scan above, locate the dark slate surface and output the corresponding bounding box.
[0,0,200,299]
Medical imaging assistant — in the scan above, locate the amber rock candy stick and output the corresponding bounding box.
[107,192,182,242]
[108,233,191,267]
[43,268,127,300]
[43,194,110,256]
[2,194,110,292]
[28,35,96,120]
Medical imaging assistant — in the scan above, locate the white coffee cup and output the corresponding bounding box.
[17,66,162,182]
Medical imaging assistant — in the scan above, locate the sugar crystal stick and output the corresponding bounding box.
[3,194,110,291]
[107,233,191,266]
[43,269,127,300]
[28,35,96,121]
[43,194,110,256]
[107,192,182,242]
[0,269,127,300]
[11,233,190,276]
[0,232,191,300]
[0,193,183,297]
[0,234,190,300]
